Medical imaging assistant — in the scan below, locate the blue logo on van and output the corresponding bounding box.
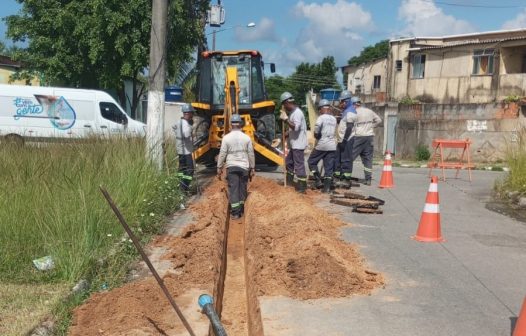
[13,95,77,130]
[13,98,43,119]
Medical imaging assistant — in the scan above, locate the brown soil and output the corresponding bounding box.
[68,176,383,335]
[245,177,384,300]
[69,181,228,336]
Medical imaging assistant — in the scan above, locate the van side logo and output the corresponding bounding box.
[13,95,77,130]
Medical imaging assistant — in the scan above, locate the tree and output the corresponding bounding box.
[264,57,340,131]
[5,0,208,117]
[347,40,389,66]
[288,56,340,107]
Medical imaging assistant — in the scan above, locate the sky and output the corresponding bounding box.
[2,0,526,75]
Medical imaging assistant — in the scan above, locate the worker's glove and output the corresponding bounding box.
[314,132,321,140]
[217,168,222,181]
[249,168,255,181]
[279,108,288,121]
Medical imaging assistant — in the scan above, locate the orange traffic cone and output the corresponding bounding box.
[412,176,444,242]
[514,297,526,336]
[379,151,394,188]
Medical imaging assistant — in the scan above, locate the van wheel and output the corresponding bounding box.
[4,134,24,146]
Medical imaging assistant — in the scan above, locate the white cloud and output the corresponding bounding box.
[502,9,526,30]
[398,0,476,37]
[294,0,374,34]
[234,17,277,42]
[284,0,374,66]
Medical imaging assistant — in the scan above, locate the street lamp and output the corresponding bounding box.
[208,22,256,51]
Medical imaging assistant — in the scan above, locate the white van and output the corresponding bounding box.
[0,84,146,142]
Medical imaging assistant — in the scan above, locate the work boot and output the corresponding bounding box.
[343,178,352,189]
[359,178,372,186]
[286,171,294,187]
[322,177,332,193]
[312,171,323,189]
[333,172,341,181]
[296,177,307,194]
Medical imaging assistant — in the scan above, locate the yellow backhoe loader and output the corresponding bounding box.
[191,50,283,167]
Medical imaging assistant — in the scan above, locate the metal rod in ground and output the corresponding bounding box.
[99,186,196,336]
[191,133,201,196]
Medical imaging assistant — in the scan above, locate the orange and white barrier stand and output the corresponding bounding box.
[378,151,394,188]
[412,176,444,242]
[514,296,526,336]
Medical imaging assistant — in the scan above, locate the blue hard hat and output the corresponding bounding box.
[339,90,352,101]
[351,97,361,104]
[318,99,330,108]
[231,114,242,124]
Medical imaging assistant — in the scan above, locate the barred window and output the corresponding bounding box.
[472,49,494,75]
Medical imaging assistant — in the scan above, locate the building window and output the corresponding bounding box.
[396,60,403,71]
[373,75,381,89]
[411,54,426,79]
[472,49,494,75]
[355,85,362,94]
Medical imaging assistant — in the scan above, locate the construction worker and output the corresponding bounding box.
[334,91,353,180]
[279,91,308,194]
[174,103,195,192]
[217,114,255,219]
[307,99,337,193]
[336,94,359,188]
[350,99,382,186]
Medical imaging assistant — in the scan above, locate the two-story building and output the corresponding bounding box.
[342,28,526,161]
[388,28,526,104]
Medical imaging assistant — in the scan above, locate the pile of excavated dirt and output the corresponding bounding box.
[69,176,383,335]
[69,181,228,336]
[245,177,384,300]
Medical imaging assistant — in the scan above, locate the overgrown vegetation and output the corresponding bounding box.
[0,138,182,284]
[399,96,420,105]
[415,143,431,161]
[497,128,526,194]
[503,95,524,103]
[0,138,184,334]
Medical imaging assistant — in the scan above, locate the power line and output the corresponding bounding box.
[416,0,525,9]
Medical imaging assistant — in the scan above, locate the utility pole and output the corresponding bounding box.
[146,0,168,170]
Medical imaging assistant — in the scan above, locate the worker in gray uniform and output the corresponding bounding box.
[350,99,382,185]
[336,95,359,188]
[307,99,337,193]
[173,103,195,192]
[333,90,353,181]
[217,114,255,219]
[279,91,308,194]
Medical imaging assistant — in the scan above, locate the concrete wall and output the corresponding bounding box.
[394,102,526,162]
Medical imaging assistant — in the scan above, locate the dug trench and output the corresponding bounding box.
[69,177,384,335]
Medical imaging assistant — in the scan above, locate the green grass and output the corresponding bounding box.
[497,128,526,194]
[0,138,183,284]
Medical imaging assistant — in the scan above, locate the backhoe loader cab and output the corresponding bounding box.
[192,50,283,167]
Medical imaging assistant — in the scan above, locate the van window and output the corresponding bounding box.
[99,102,128,125]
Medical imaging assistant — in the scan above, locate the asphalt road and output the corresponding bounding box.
[258,167,526,336]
